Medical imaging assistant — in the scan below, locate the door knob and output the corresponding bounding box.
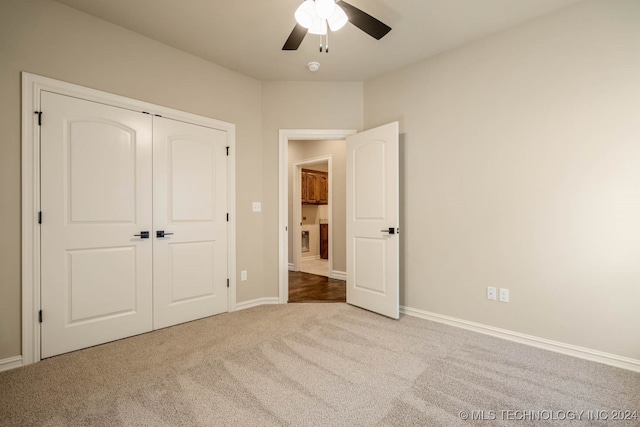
[134,231,150,239]
[380,227,397,235]
[156,230,174,238]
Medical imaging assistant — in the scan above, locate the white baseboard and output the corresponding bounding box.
[330,270,347,281]
[0,355,23,372]
[301,255,320,261]
[400,305,640,373]
[288,263,294,271]
[235,297,281,311]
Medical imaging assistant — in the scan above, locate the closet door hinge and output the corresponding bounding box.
[35,111,42,126]
[39,310,43,323]
[227,278,230,288]
[226,146,229,156]
[226,213,229,222]
[38,211,42,224]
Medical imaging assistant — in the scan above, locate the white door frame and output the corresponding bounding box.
[21,72,237,366]
[292,156,332,272]
[278,129,356,303]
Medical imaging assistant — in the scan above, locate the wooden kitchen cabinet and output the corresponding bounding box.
[306,172,318,203]
[317,174,328,204]
[320,223,329,259]
[301,169,328,205]
[301,172,308,202]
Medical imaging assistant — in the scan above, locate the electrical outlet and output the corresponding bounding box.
[252,202,261,212]
[241,270,247,281]
[499,288,509,303]
[487,286,497,301]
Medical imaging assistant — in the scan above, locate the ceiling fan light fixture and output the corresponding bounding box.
[315,0,336,20]
[327,5,348,31]
[294,0,317,28]
[284,0,391,52]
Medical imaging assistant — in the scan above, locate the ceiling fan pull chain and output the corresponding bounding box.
[326,31,329,53]
[319,35,323,52]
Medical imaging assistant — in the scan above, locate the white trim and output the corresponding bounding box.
[288,263,294,271]
[22,73,42,366]
[279,129,356,304]
[400,305,640,373]
[226,128,237,313]
[0,356,23,373]
[330,270,347,281]
[21,72,237,366]
[301,255,321,261]
[235,297,281,311]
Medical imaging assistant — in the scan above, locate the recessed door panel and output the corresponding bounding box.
[68,247,136,323]
[69,120,136,223]
[170,138,215,222]
[354,141,386,220]
[40,91,153,358]
[169,241,216,303]
[353,238,386,295]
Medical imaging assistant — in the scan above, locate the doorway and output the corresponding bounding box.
[290,156,343,302]
[293,158,330,277]
[279,124,400,316]
[279,130,356,303]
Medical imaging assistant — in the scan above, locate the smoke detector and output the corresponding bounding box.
[307,61,320,72]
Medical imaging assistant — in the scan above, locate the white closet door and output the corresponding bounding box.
[40,92,153,358]
[152,117,229,329]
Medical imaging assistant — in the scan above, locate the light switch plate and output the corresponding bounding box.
[499,288,509,303]
[252,202,261,212]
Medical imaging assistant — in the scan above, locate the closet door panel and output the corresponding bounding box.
[40,92,153,358]
[153,117,228,329]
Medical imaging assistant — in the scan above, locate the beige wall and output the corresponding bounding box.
[288,140,347,272]
[261,82,363,297]
[0,0,263,359]
[364,0,640,359]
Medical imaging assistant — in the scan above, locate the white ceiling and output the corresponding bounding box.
[53,0,583,82]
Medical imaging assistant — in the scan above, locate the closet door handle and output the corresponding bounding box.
[134,231,150,239]
[380,227,397,235]
[156,230,174,238]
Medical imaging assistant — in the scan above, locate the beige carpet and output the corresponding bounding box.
[0,304,638,426]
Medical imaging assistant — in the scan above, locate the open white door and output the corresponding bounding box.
[346,122,399,319]
[152,117,229,329]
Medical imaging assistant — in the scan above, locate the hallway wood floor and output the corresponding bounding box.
[288,271,346,303]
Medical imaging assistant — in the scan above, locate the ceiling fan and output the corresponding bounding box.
[283,0,392,51]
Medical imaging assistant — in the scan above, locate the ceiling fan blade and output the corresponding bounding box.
[283,24,308,50]
[339,1,391,40]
